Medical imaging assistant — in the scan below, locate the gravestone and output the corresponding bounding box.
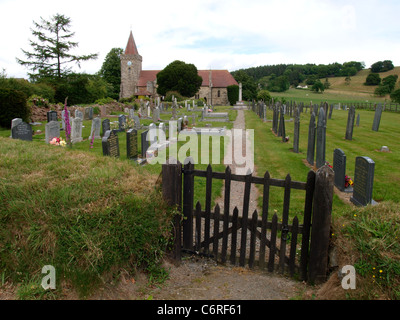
[356,114,360,127]
[71,117,83,144]
[141,130,149,158]
[350,157,376,206]
[372,103,383,131]
[133,115,140,128]
[10,118,22,137]
[333,149,353,193]
[75,110,83,120]
[47,111,57,122]
[293,108,300,153]
[328,104,334,119]
[316,107,326,168]
[307,112,316,166]
[84,107,93,120]
[126,129,138,159]
[45,121,60,144]
[118,114,126,132]
[345,106,356,140]
[152,107,160,123]
[129,108,135,120]
[11,121,32,141]
[177,117,183,132]
[102,130,120,157]
[89,117,101,140]
[102,119,110,137]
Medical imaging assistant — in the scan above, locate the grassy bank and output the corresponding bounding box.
[0,136,176,299]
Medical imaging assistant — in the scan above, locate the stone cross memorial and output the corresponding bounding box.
[11,121,32,141]
[102,130,120,157]
[350,156,377,206]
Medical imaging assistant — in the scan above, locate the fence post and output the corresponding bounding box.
[183,157,195,250]
[162,158,182,263]
[308,165,334,284]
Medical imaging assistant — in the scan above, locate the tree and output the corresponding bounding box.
[381,75,398,92]
[371,60,394,73]
[364,73,381,86]
[390,89,400,103]
[267,75,290,92]
[156,60,202,97]
[257,89,271,102]
[99,48,123,100]
[232,70,257,100]
[227,85,239,105]
[311,80,325,93]
[17,13,98,82]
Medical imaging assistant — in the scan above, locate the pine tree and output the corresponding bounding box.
[17,13,98,82]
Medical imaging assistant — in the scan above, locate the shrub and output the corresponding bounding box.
[27,95,50,108]
[165,91,186,102]
[365,73,381,86]
[227,85,239,105]
[390,89,400,103]
[257,89,271,103]
[0,88,29,128]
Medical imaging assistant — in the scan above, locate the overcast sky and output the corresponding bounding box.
[1,0,399,79]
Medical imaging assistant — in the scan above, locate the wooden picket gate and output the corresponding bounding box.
[162,158,334,284]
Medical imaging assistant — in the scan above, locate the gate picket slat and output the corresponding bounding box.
[195,202,202,252]
[279,174,291,273]
[259,171,270,269]
[213,204,220,261]
[268,213,278,272]
[230,207,239,265]
[183,161,194,250]
[249,210,258,269]
[204,165,212,255]
[239,172,252,267]
[221,166,231,263]
[289,216,299,277]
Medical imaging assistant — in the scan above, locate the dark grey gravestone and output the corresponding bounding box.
[328,104,334,119]
[293,108,300,153]
[316,107,326,169]
[141,130,149,158]
[102,119,110,137]
[11,121,32,141]
[126,129,138,159]
[118,114,126,132]
[333,149,353,193]
[45,121,60,144]
[102,130,119,157]
[277,107,283,137]
[272,106,278,134]
[350,157,377,206]
[356,114,360,127]
[307,112,316,166]
[47,111,57,123]
[372,103,383,131]
[345,106,356,140]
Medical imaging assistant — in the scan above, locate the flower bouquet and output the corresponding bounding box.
[345,175,354,188]
[50,137,66,147]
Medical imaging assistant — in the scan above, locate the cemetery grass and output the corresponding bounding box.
[245,108,400,299]
[0,136,177,299]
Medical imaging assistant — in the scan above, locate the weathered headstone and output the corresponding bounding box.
[61,110,70,131]
[11,121,32,141]
[10,118,22,137]
[307,112,316,166]
[350,157,376,206]
[129,108,135,120]
[328,104,334,120]
[75,110,83,120]
[47,111,57,122]
[293,108,300,153]
[45,121,60,144]
[70,117,83,144]
[316,108,326,168]
[89,117,101,140]
[356,114,360,127]
[345,106,356,140]
[141,130,149,158]
[333,149,352,193]
[126,129,138,159]
[84,107,93,120]
[372,103,383,131]
[118,114,126,132]
[102,130,120,157]
[102,119,110,137]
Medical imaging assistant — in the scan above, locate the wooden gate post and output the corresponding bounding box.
[162,158,182,263]
[182,158,195,250]
[308,165,334,284]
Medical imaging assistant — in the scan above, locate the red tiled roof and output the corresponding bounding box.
[125,31,139,55]
[137,69,238,88]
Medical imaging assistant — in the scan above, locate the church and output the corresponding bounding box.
[120,31,238,105]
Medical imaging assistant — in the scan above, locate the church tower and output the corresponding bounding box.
[120,31,142,99]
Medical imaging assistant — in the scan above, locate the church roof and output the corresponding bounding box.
[125,31,139,55]
[137,69,238,88]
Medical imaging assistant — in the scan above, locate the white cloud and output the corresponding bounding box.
[1,0,399,78]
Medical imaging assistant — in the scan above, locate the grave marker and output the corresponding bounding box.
[333,149,353,193]
[350,157,376,206]
[126,129,138,159]
[102,119,110,137]
[316,107,326,168]
[307,112,316,166]
[102,130,120,157]
[47,111,57,122]
[345,106,356,140]
[11,121,32,141]
[372,103,383,131]
[71,117,83,144]
[45,121,61,144]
